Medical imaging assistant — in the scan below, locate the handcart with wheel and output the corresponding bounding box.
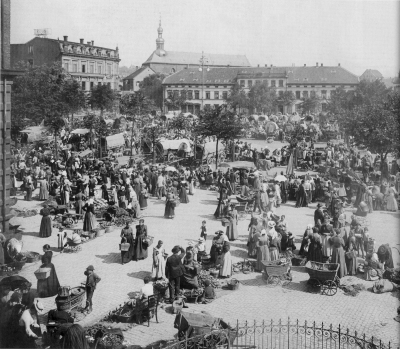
[305,261,340,296]
[235,202,248,220]
[236,195,254,213]
[262,260,292,286]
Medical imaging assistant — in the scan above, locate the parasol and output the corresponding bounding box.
[274,174,287,182]
[0,275,29,290]
[164,166,177,172]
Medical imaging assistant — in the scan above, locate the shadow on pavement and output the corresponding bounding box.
[95,253,121,264]
[230,249,248,259]
[127,270,152,280]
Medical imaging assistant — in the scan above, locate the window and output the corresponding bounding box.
[296,91,301,99]
[205,91,210,99]
[63,62,69,71]
[136,81,140,87]
[240,80,245,88]
[167,90,173,98]
[271,80,276,87]
[98,82,102,86]
[89,65,94,73]
[278,91,283,97]
[303,91,309,98]
[81,82,86,90]
[82,64,86,73]
[107,65,111,75]
[256,80,261,85]
[188,90,193,100]
[311,85,315,88]
[98,65,102,74]
[214,104,219,109]
[279,80,284,87]
[248,80,253,88]
[28,46,33,54]
[72,63,78,72]
[263,80,268,85]
[303,86,308,88]
[222,91,228,100]
[173,90,179,98]
[194,90,199,99]
[90,82,94,90]
[214,91,219,99]
[321,90,327,98]
[331,85,336,88]
[310,91,316,98]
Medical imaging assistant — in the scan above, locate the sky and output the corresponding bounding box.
[10,0,400,77]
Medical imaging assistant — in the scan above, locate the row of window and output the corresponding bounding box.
[63,60,115,75]
[294,90,328,99]
[167,90,229,100]
[240,79,285,88]
[81,81,112,90]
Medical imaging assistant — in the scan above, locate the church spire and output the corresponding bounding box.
[155,18,166,56]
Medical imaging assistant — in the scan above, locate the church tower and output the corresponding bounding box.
[155,19,166,56]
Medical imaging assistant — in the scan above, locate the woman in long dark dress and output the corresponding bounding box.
[82,198,97,232]
[139,183,148,209]
[101,183,109,202]
[39,205,52,238]
[214,188,227,218]
[120,223,135,264]
[179,180,190,203]
[180,252,199,289]
[330,229,347,278]
[134,219,148,260]
[164,189,176,219]
[74,190,85,215]
[295,180,308,208]
[37,253,60,297]
[306,227,323,262]
[345,236,358,276]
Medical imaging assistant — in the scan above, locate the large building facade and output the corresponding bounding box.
[142,21,251,75]
[162,64,359,114]
[11,36,121,90]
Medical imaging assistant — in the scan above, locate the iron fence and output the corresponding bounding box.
[160,318,395,349]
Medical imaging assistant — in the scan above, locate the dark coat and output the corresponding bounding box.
[314,209,325,225]
[165,248,185,279]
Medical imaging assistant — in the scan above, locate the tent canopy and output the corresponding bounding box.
[78,149,92,157]
[106,133,125,149]
[70,128,90,135]
[199,141,226,156]
[230,161,256,170]
[159,138,192,152]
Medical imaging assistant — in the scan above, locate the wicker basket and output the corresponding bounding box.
[25,252,40,263]
[10,257,27,270]
[119,243,130,251]
[87,232,96,240]
[55,286,85,311]
[96,229,105,237]
[144,236,154,247]
[227,278,240,290]
[34,268,51,280]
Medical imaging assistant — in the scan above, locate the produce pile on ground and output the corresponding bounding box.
[232,260,256,274]
[198,270,221,288]
[85,323,124,347]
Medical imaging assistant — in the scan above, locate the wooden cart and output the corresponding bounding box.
[305,261,340,296]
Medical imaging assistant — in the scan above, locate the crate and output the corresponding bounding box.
[34,268,51,280]
[119,243,130,251]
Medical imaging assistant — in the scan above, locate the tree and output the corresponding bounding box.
[195,107,244,168]
[61,79,86,123]
[82,112,97,149]
[340,92,400,163]
[278,91,296,112]
[11,62,71,137]
[169,114,191,138]
[143,121,163,164]
[299,92,322,115]
[225,82,248,113]
[164,89,187,111]
[44,116,65,160]
[88,84,116,116]
[247,84,277,114]
[139,73,166,111]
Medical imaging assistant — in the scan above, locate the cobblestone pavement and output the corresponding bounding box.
[7,161,400,348]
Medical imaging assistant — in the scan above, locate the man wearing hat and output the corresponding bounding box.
[165,245,185,304]
[84,265,101,314]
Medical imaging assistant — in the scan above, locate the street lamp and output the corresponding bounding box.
[199,51,210,110]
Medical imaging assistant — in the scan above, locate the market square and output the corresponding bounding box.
[0,1,399,348]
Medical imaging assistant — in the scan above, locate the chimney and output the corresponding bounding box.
[304,64,306,67]
[270,64,272,67]
[265,64,268,67]
[338,63,341,67]
[87,41,91,46]
[321,63,323,67]
[316,62,318,67]
[80,39,84,44]
[63,36,68,41]
[136,66,138,69]
[257,64,260,67]
[91,40,94,46]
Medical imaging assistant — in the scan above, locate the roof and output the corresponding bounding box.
[163,67,242,85]
[144,50,250,67]
[286,66,359,85]
[123,66,154,81]
[360,69,383,80]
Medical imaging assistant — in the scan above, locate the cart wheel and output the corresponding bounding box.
[267,275,281,286]
[322,280,337,296]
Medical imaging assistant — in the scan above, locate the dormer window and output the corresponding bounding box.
[303,78,308,81]
[179,78,185,82]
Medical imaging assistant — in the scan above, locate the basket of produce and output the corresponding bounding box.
[119,243,130,251]
[34,267,51,280]
[143,236,154,247]
[25,252,40,263]
[262,260,290,275]
[0,265,17,276]
[86,324,124,349]
[153,279,169,291]
[198,270,221,288]
[10,255,27,270]
[113,305,135,323]
[55,286,85,311]
[227,278,240,290]
[87,232,96,240]
[209,268,219,278]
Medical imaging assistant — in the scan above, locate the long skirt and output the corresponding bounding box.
[75,200,83,215]
[37,264,60,297]
[226,220,238,241]
[39,183,49,200]
[320,234,332,257]
[189,182,196,195]
[386,193,398,211]
[39,216,52,238]
[269,248,279,261]
[331,246,347,278]
[83,212,97,232]
[152,255,166,279]
[139,194,148,209]
[345,253,357,276]
[164,202,175,218]
[121,236,135,264]
[219,251,232,277]
[179,189,189,203]
[135,235,148,260]
[307,244,323,262]
[256,245,270,271]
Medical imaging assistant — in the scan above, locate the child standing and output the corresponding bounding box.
[200,220,207,242]
[195,237,207,262]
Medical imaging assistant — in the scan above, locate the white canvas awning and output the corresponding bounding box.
[159,138,192,152]
[106,133,125,149]
[70,128,90,135]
